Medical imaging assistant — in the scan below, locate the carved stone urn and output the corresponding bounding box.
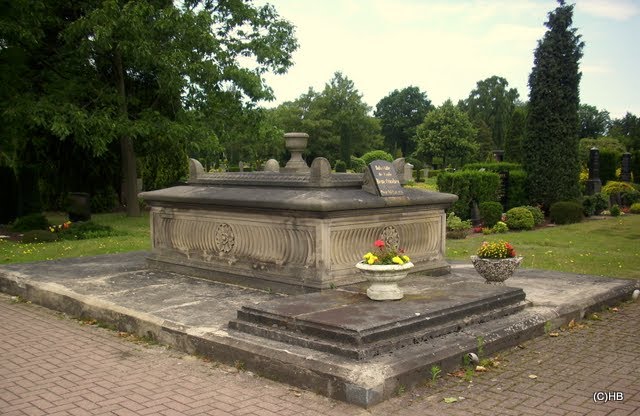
[283,132,309,172]
[470,256,523,285]
[356,261,414,300]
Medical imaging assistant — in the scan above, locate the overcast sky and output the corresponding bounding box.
[257,0,640,119]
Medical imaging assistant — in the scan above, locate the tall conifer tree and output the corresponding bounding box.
[524,0,584,209]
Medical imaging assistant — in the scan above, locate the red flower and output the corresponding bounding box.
[374,239,385,248]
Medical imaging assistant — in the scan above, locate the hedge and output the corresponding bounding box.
[437,170,501,219]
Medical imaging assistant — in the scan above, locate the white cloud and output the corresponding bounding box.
[577,0,640,20]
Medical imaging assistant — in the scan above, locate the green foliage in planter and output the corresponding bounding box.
[361,150,393,165]
[334,160,347,173]
[549,201,584,225]
[11,213,50,232]
[21,230,59,243]
[524,205,545,225]
[58,221,120,240]
[479,201,503,228]
[437,171,500,219]
[505,207,535,230]
[350,156,366,173]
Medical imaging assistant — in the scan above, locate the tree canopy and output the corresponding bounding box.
[578,104,611,139]
[459,76,520,154]
[270,72,383,165]
[414,100,478,168]
[0,0,297,216]
[374,86,433,157]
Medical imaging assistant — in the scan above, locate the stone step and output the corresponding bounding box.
[228,282,528,360]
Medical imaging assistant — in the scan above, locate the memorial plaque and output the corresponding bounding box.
[363,160,404,197]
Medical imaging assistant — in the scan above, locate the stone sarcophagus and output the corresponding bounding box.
[140,133,457,293]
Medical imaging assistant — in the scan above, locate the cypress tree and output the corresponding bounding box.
[524,0,584,209]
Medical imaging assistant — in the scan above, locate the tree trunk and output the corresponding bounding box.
[114,49,140,217]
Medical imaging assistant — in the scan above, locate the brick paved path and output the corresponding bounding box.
[1,293,639,415]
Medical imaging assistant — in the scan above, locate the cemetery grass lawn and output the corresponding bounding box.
[0,212,150,264]
[446,214,640,279]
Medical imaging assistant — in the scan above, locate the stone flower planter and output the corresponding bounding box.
[470,256,523,285]
[356,261,414,300]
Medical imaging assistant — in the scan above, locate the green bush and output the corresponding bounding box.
[506,170,528,209]
[599,150,620,185]
[361,150,393,165]
[11,213,50,232]
[463,162,523,172]
[350,156,366,173]
[437,171,500,219]
[505,207,535,230]
[524,205,545,225]
[582,193,609,216]
[610,204,621,217]
[91,187,119,213]
[58,221,119,240]
[21,230,59,243]
[428,169,441,178]
[479,201,503,228]
[492,221,509,233]
[334,160,347,173]
[602,180,640,207]
[630,202,640,214]
[549,201,584,225]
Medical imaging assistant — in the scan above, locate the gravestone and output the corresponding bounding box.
[586,147,602,195]
[404,163,414,183]
[621,152,631,182]
[492,150,504,162]
[362,160,404,197]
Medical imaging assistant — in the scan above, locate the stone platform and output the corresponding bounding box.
[0,252,637,408]
[230,284,527,360]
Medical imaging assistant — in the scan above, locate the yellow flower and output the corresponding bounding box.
[401,255,410,262]
[363,252,373,260]
[392,256,404,265]
[367,255,378,265]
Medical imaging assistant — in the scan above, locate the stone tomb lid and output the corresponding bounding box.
[139,185,457,212]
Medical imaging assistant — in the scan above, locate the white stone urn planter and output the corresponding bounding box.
[470,256,523,285]
[356,261,414,300]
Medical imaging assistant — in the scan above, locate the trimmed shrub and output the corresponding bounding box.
[11,213,49,232]
[524,205,545,225]
[350,156,366,173]
[428,169,441,178]
[479,201,503,228]
[630,202,640,214]
[505,207,535,230]
[463,162,522,172]
[90,187,118,213]
[599,149,620,185]
[602,180,640,207]
[506,170,528,209]
[492,221,509,233]
[334,160,347,173]
[582,193,609,216]
[361,150,393,165]
[549,201,584,225]
[21,230,58,243]
[437,171,501,219]
[610,204,621,217]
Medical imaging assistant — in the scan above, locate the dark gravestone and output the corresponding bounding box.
[362,160,404,197]
[586,147,602,195]
[492,150,504,162]
[621,152,631,182]
[67,192,91,222]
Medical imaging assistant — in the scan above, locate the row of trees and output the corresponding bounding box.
[2,0,639,222]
